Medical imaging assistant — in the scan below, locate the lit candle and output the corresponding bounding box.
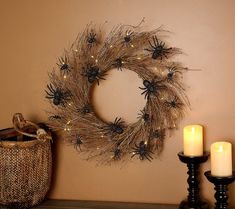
[211,141,232,177]
[183,125,203,156]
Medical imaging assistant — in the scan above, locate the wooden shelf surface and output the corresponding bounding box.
[34,199,178,209]
[2,199,235,209]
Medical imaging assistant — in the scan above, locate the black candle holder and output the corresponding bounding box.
[204,171,235,209]
[178,151,210,209]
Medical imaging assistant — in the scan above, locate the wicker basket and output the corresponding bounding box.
[0,114,52,209]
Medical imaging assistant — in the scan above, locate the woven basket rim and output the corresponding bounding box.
[0,139,45,148]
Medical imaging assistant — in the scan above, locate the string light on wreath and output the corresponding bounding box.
[45,21,192,164]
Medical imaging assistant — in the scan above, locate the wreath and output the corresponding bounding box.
[45,22,190,164]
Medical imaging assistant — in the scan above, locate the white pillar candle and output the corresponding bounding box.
[183,125,203,156]
[211,141,232,177]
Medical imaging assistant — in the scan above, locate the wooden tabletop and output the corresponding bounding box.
[35,200,178,209]
[2,199,235,209]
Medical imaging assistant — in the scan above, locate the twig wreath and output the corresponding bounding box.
[45,21,190,164]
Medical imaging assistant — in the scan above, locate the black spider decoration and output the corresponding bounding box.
[123,30,134,43]
[113,148,122,160]
[57,56,71,76]
[81,105,91,114]
[45,84,70,106]
[139,80,155,99]
[151,129,165,140]
[139,79,166,99]
[137,109,150,123]
[131,141,153,161]
[87,30,97,45]
[164,96,183,110]
[166,66,182,82]
[103,117,124,136]
[82,65,106,85]
[140,79,162,99]
[49,115,62,120]
[145,36,172,60]
[113,58,124,70]
[73,134,83,151]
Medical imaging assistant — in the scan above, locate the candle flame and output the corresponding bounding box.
[218,145,223,152]
[191,127,195,134]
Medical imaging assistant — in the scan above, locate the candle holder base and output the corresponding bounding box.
[178,152,210,209]
[179,200,210,209]
[204,171,235,209]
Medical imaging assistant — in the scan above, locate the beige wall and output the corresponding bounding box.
[1,0,235,206]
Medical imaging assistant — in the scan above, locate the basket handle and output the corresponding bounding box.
[12,113,52,141]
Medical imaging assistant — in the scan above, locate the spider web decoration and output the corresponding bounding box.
[45,22,190,164]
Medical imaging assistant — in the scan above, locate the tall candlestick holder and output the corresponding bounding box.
[178,152,210,209]
[204,171,235,209]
